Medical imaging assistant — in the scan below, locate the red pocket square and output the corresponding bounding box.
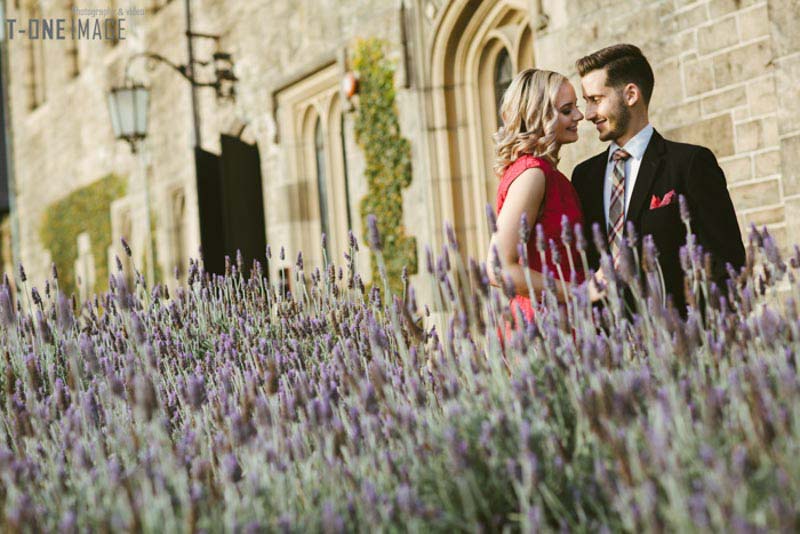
[650,189,676,209]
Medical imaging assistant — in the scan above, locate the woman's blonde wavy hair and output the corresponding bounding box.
[493,68,567,177]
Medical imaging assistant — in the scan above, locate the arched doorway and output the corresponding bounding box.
[427,0,535,260]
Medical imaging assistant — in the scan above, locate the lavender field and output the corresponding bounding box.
[1,211,799,532]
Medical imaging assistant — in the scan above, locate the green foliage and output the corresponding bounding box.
[352,38,417,295]
[39,174,126,297]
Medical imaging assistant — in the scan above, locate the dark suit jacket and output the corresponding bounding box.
[571,129,746,314]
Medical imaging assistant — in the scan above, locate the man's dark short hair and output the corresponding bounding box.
[576,44,655,105]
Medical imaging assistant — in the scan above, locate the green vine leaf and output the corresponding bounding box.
[352,38,418,296]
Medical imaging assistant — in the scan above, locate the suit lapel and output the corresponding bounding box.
[626,130,666,224]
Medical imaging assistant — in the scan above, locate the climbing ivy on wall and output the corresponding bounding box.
[39,174,126,298]
[352,37,418,296]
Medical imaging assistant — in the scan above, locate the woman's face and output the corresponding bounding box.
[553,81,583,145]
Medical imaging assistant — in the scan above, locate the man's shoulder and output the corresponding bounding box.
[573,150,607,176]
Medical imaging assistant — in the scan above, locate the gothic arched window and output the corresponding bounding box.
[494,48,513,127]
[314,117,330,255]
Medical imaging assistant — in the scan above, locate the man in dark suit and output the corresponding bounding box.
[571,44,745,316]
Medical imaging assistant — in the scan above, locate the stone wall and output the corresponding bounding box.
[4,0,799,295]
[532,0,789,249]
[767,0,800,250]
[5,0,399,290]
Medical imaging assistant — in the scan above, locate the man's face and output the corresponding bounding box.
[581,69,630,143]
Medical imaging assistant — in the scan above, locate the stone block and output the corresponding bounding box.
[663,4,708,33]
[645,31,697,67]
[657,100,702,130]
[747,76,778,116]
[780,135,800,196]
[617,7,661,46]
[733,107,750,121]
[701,86,747,116]
[742,206,785,227]
[735,118,779,153]
[665,113,735,158]
[719,155,752,183]
[775,55,800,136]
[730,179,782,211]
[785,197,800,248]
[768,0,800,56]
[754,149,781,178]
[273,182,312,222]
[709,0,761,18]
[712,40,773,87]
[684,58,714,97]
[767,225,789,256]
[738,5,770,42]
[650,59,681,110]
[698,17,739,55]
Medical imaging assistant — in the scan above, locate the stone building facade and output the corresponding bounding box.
[3,0,799,299]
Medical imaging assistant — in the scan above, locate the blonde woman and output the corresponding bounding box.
[487,68,597,327]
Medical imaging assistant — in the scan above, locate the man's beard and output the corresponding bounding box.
[600,101,631,143]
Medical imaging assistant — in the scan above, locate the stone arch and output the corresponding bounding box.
[274,61,347,271]
[296,91,350,266]
[299,102,327,258]
[428,0,534,260]
[323,93,351,263]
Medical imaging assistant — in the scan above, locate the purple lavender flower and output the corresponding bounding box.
[0,284,15,327]
[445,222,459,251]
[501,273,516,299]
[120,237,132,257]
[440,244,450,272]
[31,287,42,307]
[625,220,638,248]
[592,222,607,253]
[485,203,498,234]
[424,245,434,275]
[322,500,345,534]
[617,244,635,284]
[641,235,659,273]
[366,214,382,251]
[535,223,545,254]
[55,292,74,333]
[679,194,690,224]
[679,245,691,273]
[517,242,528,267]
[548,239,561,266]
[222,453,243,483]
[763,232,785,270]
[574,222,586,253]
[187,374,206,409]
[560,215,573,247]
[518,212,530,243]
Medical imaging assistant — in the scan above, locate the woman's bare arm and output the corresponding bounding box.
[486,168,570,303]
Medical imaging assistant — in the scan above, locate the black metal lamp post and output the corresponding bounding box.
[106,82,156,287]
[107,83,149,153]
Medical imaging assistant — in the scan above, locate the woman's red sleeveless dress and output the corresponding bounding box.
[495,154,586,327]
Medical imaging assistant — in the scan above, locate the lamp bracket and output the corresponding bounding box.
[123,48,237,100]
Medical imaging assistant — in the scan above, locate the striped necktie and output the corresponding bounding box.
[608,148,631,268]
